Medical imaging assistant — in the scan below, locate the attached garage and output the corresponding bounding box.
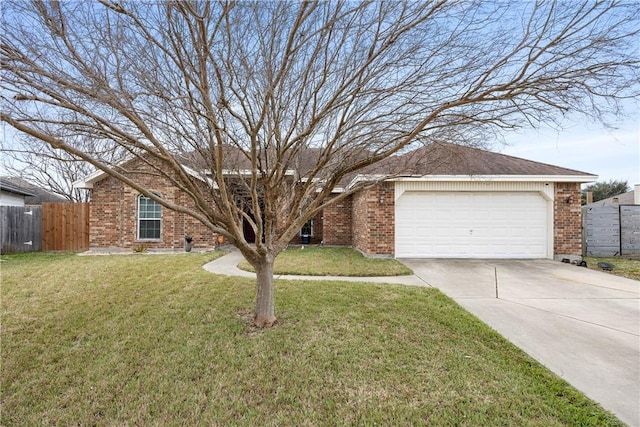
[325,144,594,260]
[394,182,554,259]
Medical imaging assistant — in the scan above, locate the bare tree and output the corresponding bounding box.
[1,134,109,202]
[1,1,638,327]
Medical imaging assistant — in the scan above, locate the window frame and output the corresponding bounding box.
[300,218,314,237]
[137,194,162,241]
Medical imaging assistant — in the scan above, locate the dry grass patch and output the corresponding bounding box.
[1,252,622,426]
[584,256,640,281]
[237,246,412,276]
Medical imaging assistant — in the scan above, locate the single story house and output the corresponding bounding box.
[1,176,69,205]
[0,178,36,206]
[75,143,596,259]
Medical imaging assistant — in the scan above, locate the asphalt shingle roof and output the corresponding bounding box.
[81,142,596,190]
[392,142,595,177]
[0,177,68,204]
[0,178,35,197]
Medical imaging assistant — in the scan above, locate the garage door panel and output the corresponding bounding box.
[395,191,548,258]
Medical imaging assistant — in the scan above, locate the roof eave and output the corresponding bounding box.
[72,169,108,189]
[73,167,296,189]
[346,173,598,189]
[73,167,216,190]
[0,187,36,197]
[389,174,598,183]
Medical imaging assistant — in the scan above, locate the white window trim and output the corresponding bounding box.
[137,194,162,241]
[300,218,314,237]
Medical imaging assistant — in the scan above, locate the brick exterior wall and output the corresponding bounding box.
[290,211,324,245]
[91,166,584,258]
[345,181,584,258]
[351,183,395,256]
[89,160,215,250]
[322,195,353,246]
[554,182,583,256]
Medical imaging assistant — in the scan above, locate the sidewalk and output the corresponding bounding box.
[202,250,430,286]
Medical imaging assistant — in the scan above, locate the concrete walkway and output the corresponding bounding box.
[203,252,640,426]
[203,250,429,286]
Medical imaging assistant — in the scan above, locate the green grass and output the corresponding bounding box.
[237,246,413,276]
[1,253,622,426]
[584,256,640,281]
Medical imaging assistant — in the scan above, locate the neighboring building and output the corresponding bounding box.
[0,176,69,205]
[0,178,36,206]
[75,143,596,259]
[585,184,640,207]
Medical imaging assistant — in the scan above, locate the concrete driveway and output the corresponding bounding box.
[400,259,640,426]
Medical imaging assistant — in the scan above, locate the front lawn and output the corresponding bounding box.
[238,246,413,276]
[584,256,640,281]
[1,253,622,425]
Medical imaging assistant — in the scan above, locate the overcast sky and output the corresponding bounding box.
[498,112,639,189]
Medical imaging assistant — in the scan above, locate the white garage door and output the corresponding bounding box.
[395,192,548,258]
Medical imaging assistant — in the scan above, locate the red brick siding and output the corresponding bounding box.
[321,181,583,258]
[352,183,395,256]
[322,195,353,246]
[554,182,582,256]
[89,177,124,248]
[93,172,581,259]
[290,211,324,244]
[89,162,215,250]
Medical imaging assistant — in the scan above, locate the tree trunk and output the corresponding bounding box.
[253,255,276,328]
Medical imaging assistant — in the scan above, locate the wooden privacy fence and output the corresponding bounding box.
[1,203,89,253]
[0,205,43,253]
[42,203,90,251]
[582,205,640,257]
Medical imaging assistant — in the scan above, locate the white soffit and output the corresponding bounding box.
[394,180,556,201]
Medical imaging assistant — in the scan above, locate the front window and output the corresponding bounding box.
[138,194,161,240]
[300,219,313,236]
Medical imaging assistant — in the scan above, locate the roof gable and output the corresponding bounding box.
[73,155,213,189]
